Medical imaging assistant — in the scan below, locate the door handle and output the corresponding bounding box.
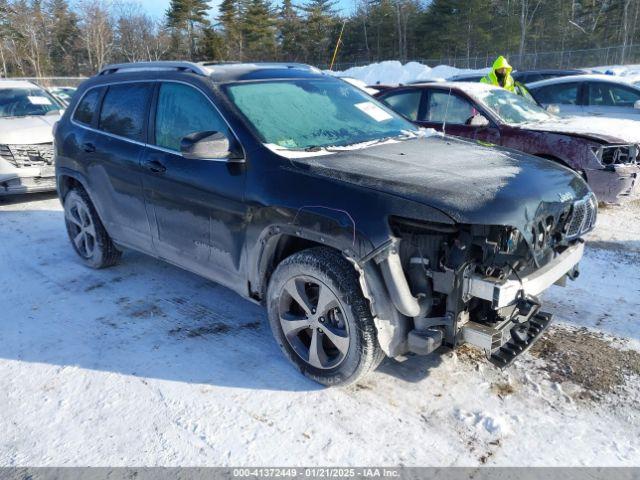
[143,160,167,174]
[82,142,96,153]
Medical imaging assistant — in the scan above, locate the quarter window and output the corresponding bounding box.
[380,90,422,121]
[426,91,476,124]
[99,83,153,142]
[155,83,228,152]
[73,88,102,125]
[533,83,579,105]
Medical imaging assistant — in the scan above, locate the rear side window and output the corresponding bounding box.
[73,88,102,125]
[380,90,422,121]
[533,83,579,105]
[587,82,640,107]
[99,83,153,141]
[154,82,228,151]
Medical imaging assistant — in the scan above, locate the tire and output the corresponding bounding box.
[267,247,383,386]
[63,188,122,269]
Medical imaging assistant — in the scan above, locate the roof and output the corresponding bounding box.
[527,73,640,89]
[0,80,39,89]
[393,81,499,93]
[97,61,324,83]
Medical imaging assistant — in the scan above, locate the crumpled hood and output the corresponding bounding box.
[0,114,60,144]
[293,136,591,231]
[522,116,640,144]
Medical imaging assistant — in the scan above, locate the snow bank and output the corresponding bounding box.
[330,60,489,86]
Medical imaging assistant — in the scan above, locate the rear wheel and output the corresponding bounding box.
[267,247,383,386]
[64,188,121,269]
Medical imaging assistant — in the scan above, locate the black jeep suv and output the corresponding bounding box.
[55,62,595,386]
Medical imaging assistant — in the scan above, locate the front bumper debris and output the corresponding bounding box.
[462,242,584,309]
[585,164,640,204]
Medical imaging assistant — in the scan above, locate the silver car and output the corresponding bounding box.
[528,74,640,120]
[0,81,63,195]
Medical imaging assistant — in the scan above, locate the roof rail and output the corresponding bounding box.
[197,61,318,71]
[99,61,211,77]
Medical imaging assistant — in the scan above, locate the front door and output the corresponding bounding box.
[140,81,248,291]
[418,90,501,145]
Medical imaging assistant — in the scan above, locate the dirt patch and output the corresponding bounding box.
[455,344,487,364]
[187,324,232,337]
[530,326,640,400]
[84,281,106,292]
[491,382,515,398]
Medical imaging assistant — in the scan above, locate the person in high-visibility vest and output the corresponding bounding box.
[481,56,516,92]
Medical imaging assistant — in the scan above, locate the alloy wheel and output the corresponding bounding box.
[278,276,350,370]
[65,199,97,259]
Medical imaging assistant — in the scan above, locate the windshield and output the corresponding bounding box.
[0,87,63,118]
[224,78,418,150]
[470,88,553,125]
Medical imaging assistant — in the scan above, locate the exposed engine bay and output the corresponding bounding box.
[371,194,597,367]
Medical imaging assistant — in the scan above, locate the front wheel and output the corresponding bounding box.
[63,188,121,269]
[267,247,383,386]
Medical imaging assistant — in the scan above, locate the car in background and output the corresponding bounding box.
[448,73,486,83]
[512,69,590,84]
[448,69,589,85]
[376,82,640,203]
[527,74,640,120]
[0,80,64,195]
[48,86,77,105]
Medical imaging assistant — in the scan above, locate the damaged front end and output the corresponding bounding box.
[365,194,596,367]
[587,144,640,203]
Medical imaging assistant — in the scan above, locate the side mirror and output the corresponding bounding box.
[180,131,241,161]
[634,100,640,110]
[468,114,490,128]
[546,104,561,115]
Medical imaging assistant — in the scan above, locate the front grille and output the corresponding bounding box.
[1,143,54,168]
[566,196,597,239]
[599,145,639,166]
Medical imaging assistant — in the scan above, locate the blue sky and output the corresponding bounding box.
[137,0,352,19]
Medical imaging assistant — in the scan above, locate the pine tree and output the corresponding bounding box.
[278,0,304,61]
[301,0,339,65]
[241,0,276,60]
[48,0,81,76]
[166,0,211,60]
[218,0,243,59]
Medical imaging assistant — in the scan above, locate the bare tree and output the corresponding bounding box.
[518,0,543,56]
[78,0,114,72]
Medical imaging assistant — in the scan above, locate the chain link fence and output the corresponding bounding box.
[326,44,640,72]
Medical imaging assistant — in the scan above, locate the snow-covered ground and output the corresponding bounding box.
[1,193,639,466]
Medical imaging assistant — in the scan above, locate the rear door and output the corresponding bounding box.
[584,81,640,120]
[140,81,248,291]
[418,89,501,144]
[78,82,154,252]
[529,81,583,116]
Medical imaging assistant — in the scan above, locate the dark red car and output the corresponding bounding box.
[376,82,640,203]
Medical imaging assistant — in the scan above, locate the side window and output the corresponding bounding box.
[533,83,579,105]
[99,83,153,142]
[588,82,640,107]
[426,91,476,124]
[380,90,422,121]
[155,82,229,152]
[73,88,102,125]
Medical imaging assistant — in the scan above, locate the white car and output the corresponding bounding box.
[0,80,63,195]
[528,74,640,120]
